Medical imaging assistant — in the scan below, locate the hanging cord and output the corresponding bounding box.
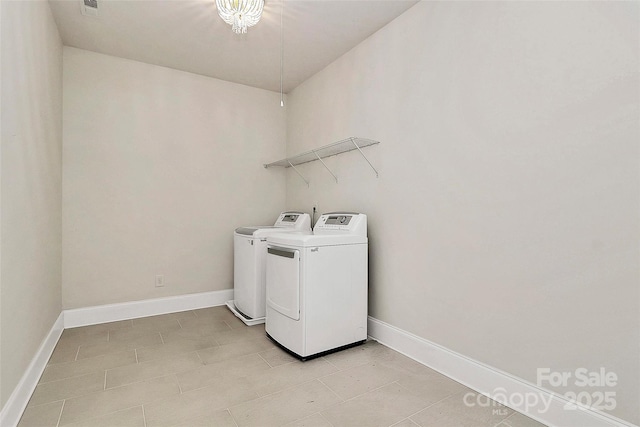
[280,0,284,107]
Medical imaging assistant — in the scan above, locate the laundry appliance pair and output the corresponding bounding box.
[230,212,368,359]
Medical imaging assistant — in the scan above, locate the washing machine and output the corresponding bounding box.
[227,212,311,325]
[265,212,368,358]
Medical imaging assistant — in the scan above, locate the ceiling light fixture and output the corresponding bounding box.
[215,0,264,34]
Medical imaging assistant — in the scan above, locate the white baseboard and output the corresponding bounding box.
[0,313,64,427]
[64,289,233,328]
[367,316,636,427]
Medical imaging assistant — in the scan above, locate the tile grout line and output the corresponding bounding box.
[105,370,193,392]
[321,350,380,373]
[401,386,467,424]
[38,368,105,386]
[103,370,107,390]
[321,356,340,370]
[60,404,146,427]
[502,411,517,421]
[209,335,222,347]
[74,345,81,361]
[256,352,274,368]
[21,398,66,409]
[292,411,332,427]
[142,404,148,427]
[159,332,165,344]
[55,399,66,427]
[318,411,336,427]
[175,373,184,394]
[317,378,345,402]
[340,378,403,405]
[388,417,418,427]
[135,348,139,363]
[333,359,372,373]
[249,377,330,402]
[222,320,233,331]
[96,374,179,394]
[227,408,240,427]
[257,378,345,425]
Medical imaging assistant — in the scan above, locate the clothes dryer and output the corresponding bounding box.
[265,213,367,358]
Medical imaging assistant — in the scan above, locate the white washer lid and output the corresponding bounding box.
[235,226,277,236]
[235,212,312,237]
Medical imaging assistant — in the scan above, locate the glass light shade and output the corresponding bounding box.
[216,0,265,34]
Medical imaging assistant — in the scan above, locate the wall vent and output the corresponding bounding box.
[81,0,98,17]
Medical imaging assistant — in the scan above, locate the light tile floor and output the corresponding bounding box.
[19,306,548,427]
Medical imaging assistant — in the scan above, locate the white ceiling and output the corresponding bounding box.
[49,0,417,93]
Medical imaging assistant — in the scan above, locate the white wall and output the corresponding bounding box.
[286,1,639,424]
[0,0,63,409]
[63,48,286,309]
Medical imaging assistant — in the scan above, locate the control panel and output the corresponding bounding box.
[324,215,352,225]
[274,212,311,229]
[281,214,299,223]
[314,213,367,236]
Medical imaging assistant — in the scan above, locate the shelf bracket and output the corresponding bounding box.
[314,151,338,183]
[288,160,310,187]
[350,137,379,178]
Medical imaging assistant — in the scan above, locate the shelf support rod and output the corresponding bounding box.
[288,160,310,187]
[350,137,379,177]
[313,151,338,183]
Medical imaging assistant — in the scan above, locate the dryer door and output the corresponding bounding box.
[266,247,300,321]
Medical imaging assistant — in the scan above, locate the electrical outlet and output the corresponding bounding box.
[155,275,164,287]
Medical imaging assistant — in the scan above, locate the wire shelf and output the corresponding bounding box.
[264,137,380,186]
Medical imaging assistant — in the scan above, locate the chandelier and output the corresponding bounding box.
[215,0,265,34]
